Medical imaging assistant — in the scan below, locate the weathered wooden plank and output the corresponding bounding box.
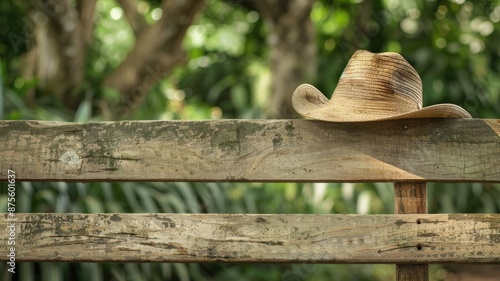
[394,182,428,281]
[0,119,499,182]
[1,213,499,263]
[394,182,427,214]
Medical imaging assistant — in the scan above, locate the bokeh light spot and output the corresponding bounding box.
[469,40,484,53]
[151,8,163,21]
[14,78,24,89]
[478,21,494,36]
[324,39,336,51]
[137,1,150,15]
[400,18,419,34]
[435,38,447,48]
[211,107,223,119]
[247,11,259,23]
[490,6,500,23]
[436,5,448,20]
[407,8,421,20]
[110,7,123,20]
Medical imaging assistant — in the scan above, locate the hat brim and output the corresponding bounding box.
[292,84,472,122]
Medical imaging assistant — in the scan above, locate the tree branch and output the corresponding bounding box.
[103,0,205,119]
[77,0,97,46]
[116,0,147,36]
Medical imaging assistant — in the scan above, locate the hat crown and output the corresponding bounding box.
[291,49,471,122]
[331,50,423,117]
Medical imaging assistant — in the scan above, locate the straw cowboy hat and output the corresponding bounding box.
[291,50,471,122]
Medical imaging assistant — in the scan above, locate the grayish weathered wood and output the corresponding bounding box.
[1,213,499,263]
[1,119,499,182]
[395,182,429,281]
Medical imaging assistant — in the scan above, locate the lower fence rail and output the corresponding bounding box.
[1,213,499,263]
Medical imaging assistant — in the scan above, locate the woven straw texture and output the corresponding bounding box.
[292,50,471,122]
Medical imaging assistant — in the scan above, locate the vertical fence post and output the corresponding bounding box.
[394,182,429,281]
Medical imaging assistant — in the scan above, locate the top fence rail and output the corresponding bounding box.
[1,119,499,183]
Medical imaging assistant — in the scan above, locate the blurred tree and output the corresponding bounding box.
[12,0,204,119]
[238,0,317,118]
[103,0,204,119]
[20,0,95,107]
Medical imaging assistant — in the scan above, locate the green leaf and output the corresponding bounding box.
[74,99,92,123]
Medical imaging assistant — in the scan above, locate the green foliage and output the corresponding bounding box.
[92,0,134,74]
[312,0,500,120]
[0,1,28,58]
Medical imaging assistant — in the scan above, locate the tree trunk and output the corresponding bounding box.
[250,0,317,118]
[21,0,96,108]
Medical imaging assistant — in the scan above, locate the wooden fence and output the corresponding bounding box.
[1,119,500,280]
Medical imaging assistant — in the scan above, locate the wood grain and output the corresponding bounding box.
[1,213,499,263]
[394,182,427,214]
[396,266,429,281]
[0,119,499,182]
[395,182,428,281]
